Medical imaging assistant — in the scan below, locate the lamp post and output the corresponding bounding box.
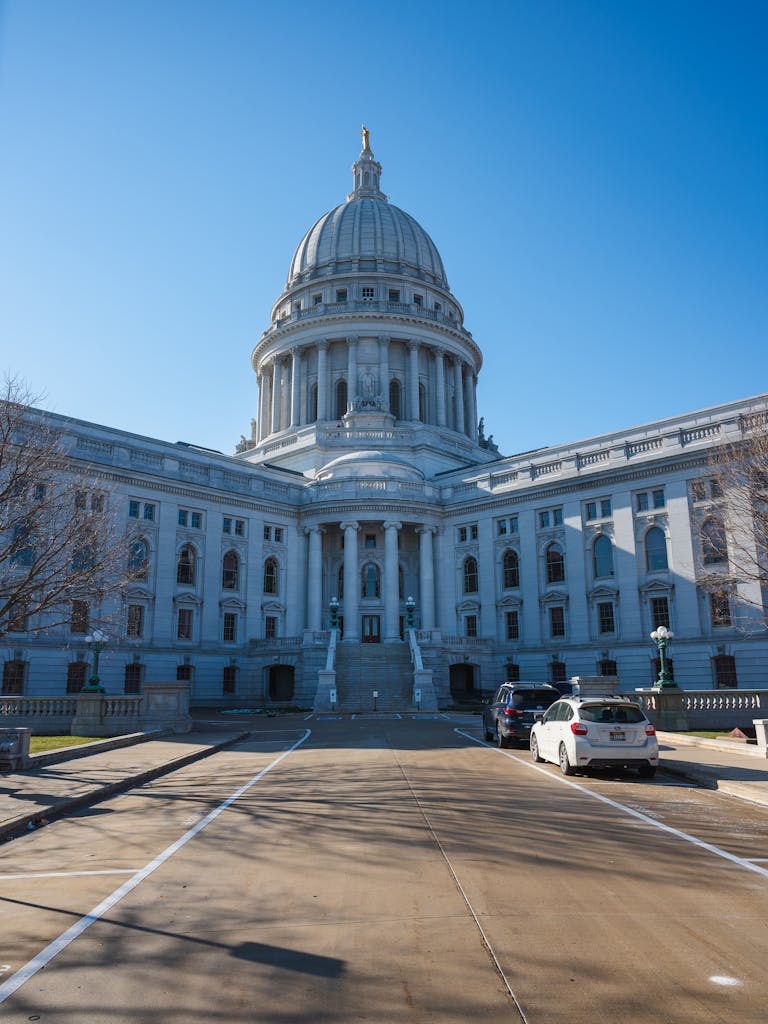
[650,625,675,690]
[405,595,415,629]
[83,630,108,692]
[329,596,339,630]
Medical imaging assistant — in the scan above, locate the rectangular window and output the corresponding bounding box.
[365,534,376,548]
[550,659,567,683]
[129,499,140,518]
[586,502,597,521]
[505,610,519,641]
[75,490,87,510]
[710,593,731,626]
[335,288,347,302]
[178,510,188,527]
[650,597,670,629]
[465,614,477,638]
[506,662,521,682]
[713,654,737,688]
[497,519,508,536]
[388,289,400,302]
[191,512,202,529]
[124,663,142,694]
[553,508,563,526]
[710,479,723,498]
[2,660,26,694]
[652,489,665,509]
[34,483,46,501]
[598,602,615,634]
[143,503,155,521]
[313,293,322,305]
[274,527,283,543]
[458,526,467,543]
[223,665,237,695]
[91,494,104,513]
[549,606,565,638]
[539,511,550,529]
[434,302,441,312]
[470,524,478,540]
[263,525,271,541]
[7,601,28,632]
[600,498,612,518]
[177,608,193,640]
[176,664,192,681]
[637,493,649,512]
[223,517,232,533]
[71,600,89,634]
[223,612,237,642]
[66,661,87,694]
[265,616,277,640]
[413,294,423,306]
[127,604,144,638]
[234,520,245,536]
[691,480,706,501]
[361,287,375,300]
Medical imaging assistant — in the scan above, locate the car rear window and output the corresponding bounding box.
[579,703,646,724]
[511,690,557,710]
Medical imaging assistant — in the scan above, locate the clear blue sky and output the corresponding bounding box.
[1,0,766,458]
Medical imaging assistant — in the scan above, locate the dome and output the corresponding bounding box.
[286,132,448,290]
[315,451,425,482]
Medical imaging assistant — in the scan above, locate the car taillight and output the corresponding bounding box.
[503,708,521,717]
[645,724,656,736]
[570,722,588,735]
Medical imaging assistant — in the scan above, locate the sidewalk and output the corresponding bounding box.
[0,729,248,843]
[656,731,768,807]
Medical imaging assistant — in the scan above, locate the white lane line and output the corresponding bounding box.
[456,729,768,882]
[0,870,140,881]
[0,728,311,1005]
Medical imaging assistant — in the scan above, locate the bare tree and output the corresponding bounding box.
[0,376,131,639]
[698,413,768,625]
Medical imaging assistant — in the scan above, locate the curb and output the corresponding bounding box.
[0,730,250,845]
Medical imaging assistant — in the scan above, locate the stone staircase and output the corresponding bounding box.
[334,642,415,712]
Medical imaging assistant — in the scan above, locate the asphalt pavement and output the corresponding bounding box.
[0,718,766,844]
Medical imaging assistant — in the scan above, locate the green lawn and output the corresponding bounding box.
[30,735,106,754]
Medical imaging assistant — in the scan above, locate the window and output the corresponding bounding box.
[143,503,156,522]
[465,614,477,638]
[505,610,519,640]
[127,604,144,638]
[336,288,347,302]
[593,535,614,578]
[496,516,518,536]
[389,379,401,419]
[539,508,562,528]
[128,499,140,518]
[178,509,202,529]
[313,293,323,305]
[418,382,426,421]
[128,538,148,580]
[599,658,617,677]
[702,518,728,565]
[505,662,521,682]
[549,606,565,638]
[2,660,26,694]
[7,601,28,632]
[553,508,563,526]
[710,479,723,498]
[66,662,87,693]
[434,301,441,312]
[586,502,597,521]
[601,499,612,518]
[546,544,565,584]
[124,663,143,694]
[176,544,196,585]
[413,293,423,306]
[72,542,94,572]
[637,489,664,513]
[265,616,278,640]
[234,519,245,537]
[653,489,665,509]
[75,490,87,511]
[223,517,232,533]
[598,602,615,634]
[549,658,567,683]
[691,481,706,501]
[458,526,467,543]
[470,524,478,540]
[335,378,347,418]
[502,549,520,589]
[177,608,193,639]
[178,509,187,527]
[713,654,737,688]
[710,593,731,627]
[71,600,89,634]
[388,289,400,302]
[650,596,670,629]
[365,533,376,548]
[223,665,237,694]
[361,287,375,300]
[222,550,239,590]
[263,557,278,594]
[361,562,380,599]
[463,556,478,594]
[645,527,668,571]
[12,526,34,567]
[263,525,271,541]
[176,664,192,681]
[636,493,649,512]
[223,612,237,642]
[34,483,46,501]
[274,527,283,543]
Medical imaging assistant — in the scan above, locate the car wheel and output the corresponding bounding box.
[559,743,576,776]
[496,727,509,749]
[638,765,657,779]
[530,735,544,763]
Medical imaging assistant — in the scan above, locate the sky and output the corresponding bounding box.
[1,0,766,459]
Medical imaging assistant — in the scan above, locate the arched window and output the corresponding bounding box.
[263,557,278,595]
[546,543,565,584]
[176,544,196,585]
[593,535,614,578]
[702,518,728,565]
[418,382,427,422]
[645,527,668,572]
[389,379,401,419]
[361,562,380,599]
[335,378,347,419]
[502,549,520,589]
[128,538,148,581]
[309,383,318,423]
[463,556,478,594]
[222,550,239,590]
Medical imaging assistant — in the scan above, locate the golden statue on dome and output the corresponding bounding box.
[361,124,370,151]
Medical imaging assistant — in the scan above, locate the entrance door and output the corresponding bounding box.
[362,615,381,643]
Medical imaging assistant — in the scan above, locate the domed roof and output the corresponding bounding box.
[315,450,424,482]
[286,132,448,289]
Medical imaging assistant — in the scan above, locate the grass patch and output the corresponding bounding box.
[683,731,735,740]
[30,735,106,754]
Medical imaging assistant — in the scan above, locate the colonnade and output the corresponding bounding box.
[304,520,437,640]
[255,337,479,443]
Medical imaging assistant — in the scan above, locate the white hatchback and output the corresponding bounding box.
[530,696,659,778]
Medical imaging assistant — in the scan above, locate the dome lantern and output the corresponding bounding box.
[347,124,386,201]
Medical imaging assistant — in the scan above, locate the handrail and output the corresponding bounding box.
[326,628,338,672]
[407,628,423,671]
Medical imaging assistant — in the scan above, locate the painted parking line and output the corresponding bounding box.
[0,729,311,1005]
[0,870,140,882]
[457,729,768,882]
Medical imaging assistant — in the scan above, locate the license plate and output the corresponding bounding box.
[609,731,626,742]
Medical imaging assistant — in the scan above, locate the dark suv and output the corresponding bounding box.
[483,682,560,747]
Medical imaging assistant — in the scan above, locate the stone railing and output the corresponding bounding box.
[249,636,303,651]
[0,697,80,733]
[636,688,766,731]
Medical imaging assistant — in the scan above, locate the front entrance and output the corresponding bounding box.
[449,663,475,702]
[362,615,381,643]
[268,664,295,702]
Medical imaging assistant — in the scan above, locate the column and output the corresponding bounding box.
[255,371,264,443]
[454,360,465,434]
[280,357,291,428]
[341,521,359,640]
[408,341,420,420]
[383,520,402,640]
[317,340,329,421]
[435,348,446,426]
[463,368,474,440]
[290,349,301,429]
[346,336,358,413]
[417,526,436,630]
[305,525,324,631]
[270,359,282,435]
[378,336,390,412]
[470,372,479,442]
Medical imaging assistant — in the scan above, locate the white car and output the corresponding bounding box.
[530,696,659,778]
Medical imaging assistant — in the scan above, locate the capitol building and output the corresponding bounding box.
[7,134,768,708]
